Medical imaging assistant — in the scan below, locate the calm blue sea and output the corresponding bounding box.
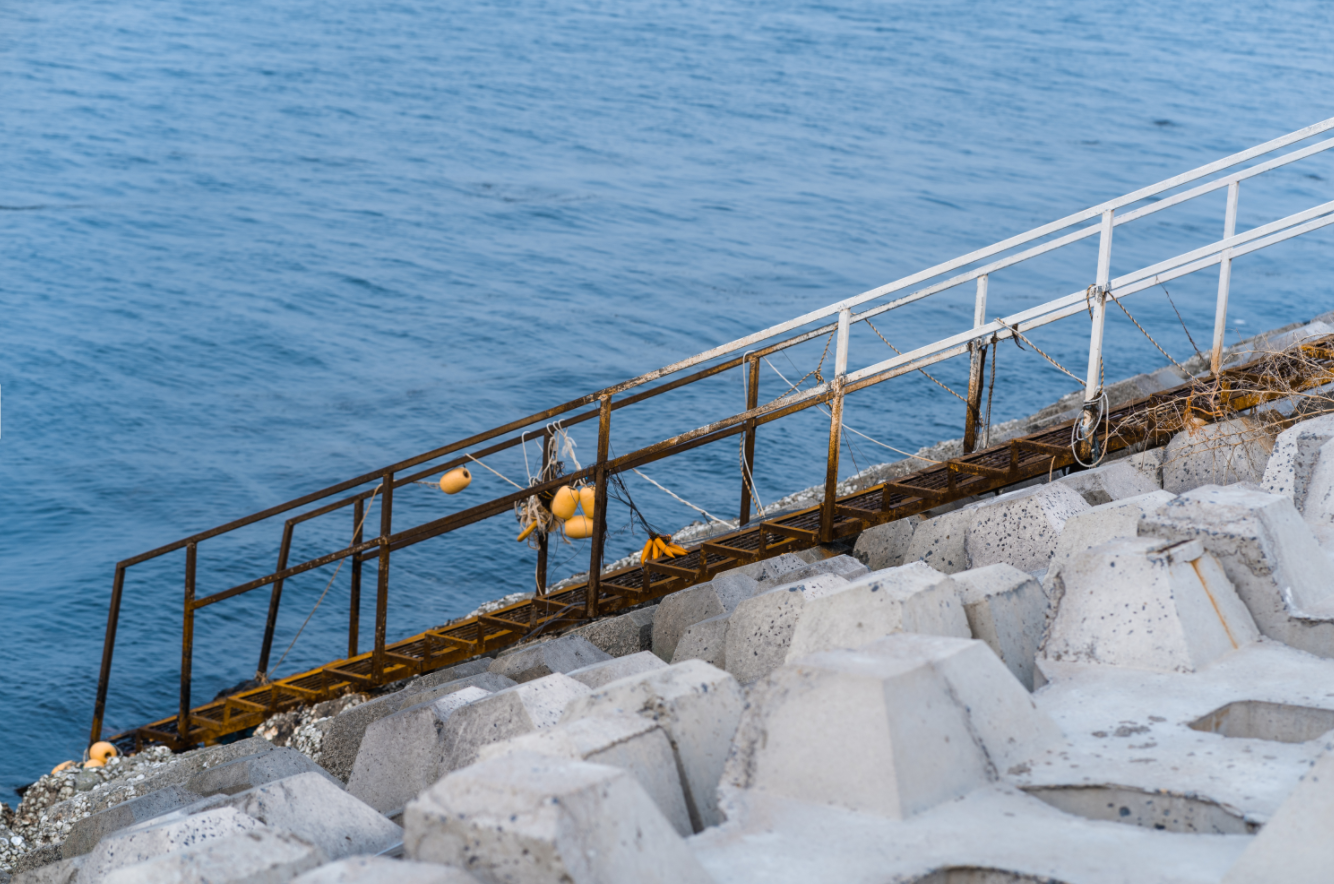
[2,0,1332,801]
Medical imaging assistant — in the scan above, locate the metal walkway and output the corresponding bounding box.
[91,118,1334,751]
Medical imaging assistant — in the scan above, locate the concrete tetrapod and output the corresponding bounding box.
[950,564,1048,690]
[1138,485,1334,656]
[488,635,611,683]
[1056,459,1160,506]
[672,612,731,670]
[1260,413,1334,511]
[1043,489,1176,580]
[569,606,657,657]
[348,686,493,814]
[1040,537,1259,674]
[565,650,666,689]
[1222,747,1334,884]
[440,673,592,772]
[1298,436,1334,546]
[80,806,265,882]
[561,659,743,831]
[784,562,970,665]
[724,573,851,684]
[100,828,325,884]
[404,753,714,884]
[222,771,402,860]
[292,856,480,884]
[720,634,1061,819]
[478,712,692,836]
[903,507,977,574]
[853,518,918,571]
[965,482,1090,573]
[1161,417,1274,494]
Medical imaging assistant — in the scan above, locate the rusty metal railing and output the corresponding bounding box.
[91,118,1334,749]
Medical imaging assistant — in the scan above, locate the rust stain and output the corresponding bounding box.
[1191,559,1239,649]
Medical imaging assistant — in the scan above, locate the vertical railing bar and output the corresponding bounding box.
[179,542,197,748]
[1078,209,1115,462]
[349,498,363,658]
[536,428,552,598]
[256,521,294,678]
[739,355,760,526]
[586,396,613,621]
[820,308,852,542]
[964,275,990,453]
[89,563,126,745]
[1212,181,1242,375]
[373,470,393,678]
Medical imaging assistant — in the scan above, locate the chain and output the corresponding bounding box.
[864,317,966,402]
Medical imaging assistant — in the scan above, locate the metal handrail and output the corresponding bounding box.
[91,118,1334,747]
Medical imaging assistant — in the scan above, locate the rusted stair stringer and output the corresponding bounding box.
[114,342,1334,750]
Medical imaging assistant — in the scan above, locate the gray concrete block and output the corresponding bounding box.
[765,554,869,586]
[903,506,977,573]
[489,635,611,683]
[81,737,276,817]
[1300,437,1334,545]
[478,712,692,837]
[671,612,731,670]
[100,828,326,884]
[951,564,1049,691]
[441,674,592,773]
[185,746,342,798]
[725,574,851,685]
[348,686,492,814]
[852,518,917,571]
[406,753,712,884]
[1162,416,1274,494]
[565,650,667,690]
[292,856,480,884]
[12,857,80,884]
[1260,414,1334,511]
[569,607,656,657]
[1045,489,1176,580]
[965,482,1090,573]
[318,671,516,783]
[1223,746,1334,884]
[1140,484,1334,656]
[561,659,744,831]
[225,772,401,860]
[81,806,265,882]
[650,582,725,662]
[1124,446,1166,489]
[1057,459,1159,506]
[399,657,494,697]
[62,784,200,858]
[785,562,970,664]
[1042,537,1259,673]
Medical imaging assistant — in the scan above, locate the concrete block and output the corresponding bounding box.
[852,518,917,571]
[1041,537,1259,673]
[185,746,342,798]
[725,574,851,685]
[903,507,977,573]
[318,671,517,782]
[722,634,1058,819]
[784,562,971,664]
[62,784,201,858]
[651,582,726,662]
[715,552,807,584]
[292,856,480,884]
[1260,414,1334,510]
[81,806,265,881]
[12,857,81,884]
[1045,489,1176,578]
[1223,747,1334,884]
[764,554,869,585]
[489,635,611,683]
[1056,459,1159,506]
[226,772,401,860]
[561,659,743,831]
[965,482,1090,572]
[569,607,656,657]
[478,712,692,836]
[1162,416,1274,493]
[100,828,326,884]
[405,753,713,884]
[400,657,494,696]
[81,736,276,817]
[566,650,667,689]
[1124,446,1166,488]
[348,686,492,813]
[951,564,1048,690]
[441,674,592,772]
[672,612,731,669]
[1139,484,1334,655]
[1300,437,1334,545]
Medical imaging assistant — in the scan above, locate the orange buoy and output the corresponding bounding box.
[439,467,472,494]
[578,485,596,518]
[552,485,579,520]
[82,758,104,769]
[89,741,118,764]
[51,760,77,774]
[564,514,594,539]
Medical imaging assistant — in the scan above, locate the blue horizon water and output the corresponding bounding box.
[2,0,1333,802]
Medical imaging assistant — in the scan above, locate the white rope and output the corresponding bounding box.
[465,453,525,490]
[631,468,736,529]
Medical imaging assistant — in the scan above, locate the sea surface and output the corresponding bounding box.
[2,0,1332,801]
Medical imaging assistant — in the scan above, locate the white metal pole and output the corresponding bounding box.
[974,275,989,329]
[1084,209,1115,400]
[834,307,851,378]
[1211,181,1241,374]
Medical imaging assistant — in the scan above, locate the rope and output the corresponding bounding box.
[983,334,997,449]
[465,453,525,490]
[631,468,736,528]
[739,440,766,515]
[1160,283,1203,361]
[864,317,967,402]
[996,319,1085,387]
[265,482,382,679]
[772,333,833,399]
[1109,290,1192,376]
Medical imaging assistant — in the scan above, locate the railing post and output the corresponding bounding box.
[586,396,612,621]
[256,521,294,678]
[963,275,990,454]
[1078,209,1115,462]
[179,541,197,749]
[820,308,852,543]
[349,497,363,658]
[536,428,552,597]
[89,564,127,745]
[739,355,760,525]
[1212,181,1241,375]
[373,471,393,677]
